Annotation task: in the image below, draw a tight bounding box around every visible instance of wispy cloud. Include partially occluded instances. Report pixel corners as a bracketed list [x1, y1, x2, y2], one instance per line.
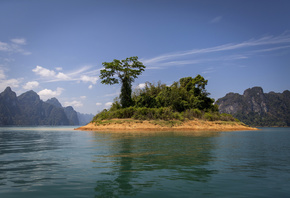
[141, 32, 290, 68]
[11, 38, 27, 45]
[210, 16, 222, 23]
[202, 67, 215, 74]
[32, 65, 100, 88]
[252, 45, 290, 53]
[0, 38, 31, 55]
[0, 69, 5, 79]
[104, 91, 120, 97]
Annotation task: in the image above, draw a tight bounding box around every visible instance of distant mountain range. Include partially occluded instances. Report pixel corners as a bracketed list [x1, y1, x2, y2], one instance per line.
[3, 86, 288, 127]
[0, 87, 94, 126]
[216, 87, 290, 127]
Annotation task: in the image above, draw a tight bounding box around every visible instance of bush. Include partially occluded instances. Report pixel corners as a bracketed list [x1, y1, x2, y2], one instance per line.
[220, 113, 236, 121]
[203, 112, 221, 121]
[92, 107, 240, 123]
[183, 109, 202, 119]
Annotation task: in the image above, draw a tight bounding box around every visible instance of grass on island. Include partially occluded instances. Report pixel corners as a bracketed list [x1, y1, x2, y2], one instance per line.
[92, 107, 246, 128]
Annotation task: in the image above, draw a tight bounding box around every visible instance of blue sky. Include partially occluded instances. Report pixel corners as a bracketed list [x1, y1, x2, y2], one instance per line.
[1, 0, 290, 114]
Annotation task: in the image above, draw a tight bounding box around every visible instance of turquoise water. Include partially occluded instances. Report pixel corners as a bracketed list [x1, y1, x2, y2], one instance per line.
[0, 127, 290, 197]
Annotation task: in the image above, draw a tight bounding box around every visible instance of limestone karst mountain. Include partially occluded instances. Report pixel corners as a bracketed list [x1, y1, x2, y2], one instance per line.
[0, 87, 93, 126]
[217, 87, 290, 127]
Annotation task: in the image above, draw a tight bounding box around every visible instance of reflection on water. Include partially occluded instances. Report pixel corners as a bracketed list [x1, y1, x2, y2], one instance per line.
[1, 128, 290, 197]
[91, 131, 219, 197]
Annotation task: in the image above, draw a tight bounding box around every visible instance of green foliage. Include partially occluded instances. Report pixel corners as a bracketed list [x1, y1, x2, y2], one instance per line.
[183, 109, 202, 119]
[93, 107, 182, 121]
[235, 112, 288, 127]
[93, 106, 237, 123]
[100, 56, 145, 108]
[133, 75, 216, 112]
[110, 97, 122, 111]
[93, 75, 240, 123]
[120, 76, 133, 107]
[217, 88, 290, 127]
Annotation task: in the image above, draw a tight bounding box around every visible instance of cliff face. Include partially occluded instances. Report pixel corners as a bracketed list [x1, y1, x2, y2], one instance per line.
[217, 87, 290, 127]
[46, 97, 93, 125]
[0, 87, 82, 126]
[0, 87, 21, 125]
[64, 106, 79, 125]
[46, 97, 79, 125]
[46, 97, 63, 108]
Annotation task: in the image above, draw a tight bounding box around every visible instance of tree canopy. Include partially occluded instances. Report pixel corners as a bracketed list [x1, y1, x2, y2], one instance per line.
[100, 56, 145, 108]
[132, 75, 217, 112]
[93, 75, 237, 122]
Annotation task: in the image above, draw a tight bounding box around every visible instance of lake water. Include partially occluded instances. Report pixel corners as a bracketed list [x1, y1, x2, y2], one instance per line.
[0, 127, 290, 197]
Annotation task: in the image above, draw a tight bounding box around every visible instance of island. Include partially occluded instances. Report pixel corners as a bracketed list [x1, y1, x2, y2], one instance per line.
[76, 57, 257, 132]
[75, 119, 257, 132]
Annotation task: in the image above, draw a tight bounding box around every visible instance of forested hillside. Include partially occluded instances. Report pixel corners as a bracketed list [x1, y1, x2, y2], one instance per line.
[217, 87, 290, 127]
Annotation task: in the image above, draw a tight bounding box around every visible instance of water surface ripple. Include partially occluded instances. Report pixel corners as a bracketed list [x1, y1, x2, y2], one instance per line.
[0, 127, 289, 197]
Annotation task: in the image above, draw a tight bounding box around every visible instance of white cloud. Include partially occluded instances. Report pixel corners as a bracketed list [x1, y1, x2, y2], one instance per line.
[33, 66, 56, 77]
[23, 81, 39, 90]
[0, 69, 22, 91]
[136, 83, 146, 89]
[38, 87, 64, 100]
[64, 100, 83, 108]
[0, 38, 31, 55]
[0, 78, 21, 91]
[11, 38, 26, 45]
[33, 66, 70, 81]
[96, 102, 102, 106]
[105, 102, 113, 107]
[81, 75, 98, 84]
[56, 72, 70, 80]
[32, 65, 99, 86]
[210, 16, 222, 23]
[80, 96, 87, 99]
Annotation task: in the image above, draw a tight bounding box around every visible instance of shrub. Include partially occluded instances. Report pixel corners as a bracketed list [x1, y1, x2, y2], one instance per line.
[203, 112, 221, 121]
[183, 109, 202, 119]
[220, 113, 236, 121]
[92, 107, 240, 123]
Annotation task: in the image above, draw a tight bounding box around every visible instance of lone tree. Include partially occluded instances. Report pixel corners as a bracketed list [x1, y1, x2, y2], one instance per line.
[100, 56, 146, 108]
